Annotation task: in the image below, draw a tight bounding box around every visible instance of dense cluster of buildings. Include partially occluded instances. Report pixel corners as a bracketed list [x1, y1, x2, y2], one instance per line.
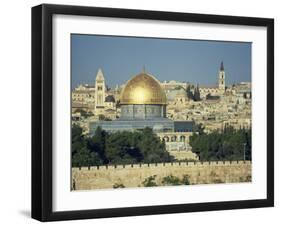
[72, 62, 251, 160]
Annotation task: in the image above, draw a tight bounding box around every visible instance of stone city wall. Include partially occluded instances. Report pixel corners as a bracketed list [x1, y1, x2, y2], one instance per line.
[72, 160, 251, 190]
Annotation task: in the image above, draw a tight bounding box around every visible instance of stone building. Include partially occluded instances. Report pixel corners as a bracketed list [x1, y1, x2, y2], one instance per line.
[94, 68, 106, 114]
[90, 71, 177, 132]
[156, 131, 198, 160]
[89, 71, 194, 133]
[72, 63, 251, 160]
[161, 80, 189, 91]
[89, 70, 196, 160]
[199, 62, 226, 98]
[71, 84, 95, 117]
[72, 68, 121, 121]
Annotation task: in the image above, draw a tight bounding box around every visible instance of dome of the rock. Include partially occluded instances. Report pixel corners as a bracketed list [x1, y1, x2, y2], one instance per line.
[120, 72, 167, 105]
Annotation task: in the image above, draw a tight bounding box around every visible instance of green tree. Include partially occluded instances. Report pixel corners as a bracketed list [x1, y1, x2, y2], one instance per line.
[186, 85, 194, 100]
[105, 131, 142, 164]
[161, 174, 190, 186]
[181, 175, 190, 185]
[87, 126, 107, 163]
[193, 84, 201, 101]
[72, 147, 102, 167]
[72, 125, 174, 166]
[142, 175, 158, 187]
[162, 175, 181, 186]
[137, 127, 173, 163]
[113, 183, 125, 188]
[192, 122, 205, 135]
[72, 124, 87, 164]
[72, 124, 84, 146]
[189, 126, 251, 161]
[72, 125, 104, 167]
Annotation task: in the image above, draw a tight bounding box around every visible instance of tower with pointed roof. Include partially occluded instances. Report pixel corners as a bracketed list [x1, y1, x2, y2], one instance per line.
[218, 61, 225, 92]
[95, 68, 106, 111]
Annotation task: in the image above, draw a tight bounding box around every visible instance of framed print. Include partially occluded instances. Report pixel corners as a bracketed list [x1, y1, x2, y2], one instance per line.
[31, 4, 274, 221]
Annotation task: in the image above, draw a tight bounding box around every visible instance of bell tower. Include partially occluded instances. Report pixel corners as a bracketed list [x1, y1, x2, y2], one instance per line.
[95, 68, 105, 110]
[218, 61, 225, 92]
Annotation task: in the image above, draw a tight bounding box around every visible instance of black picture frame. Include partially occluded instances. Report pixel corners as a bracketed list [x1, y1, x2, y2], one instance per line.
[32, 4, 274, 222]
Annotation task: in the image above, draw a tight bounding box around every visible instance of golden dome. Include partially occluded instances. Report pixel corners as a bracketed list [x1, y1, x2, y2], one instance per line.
[120, 72, 167, 105]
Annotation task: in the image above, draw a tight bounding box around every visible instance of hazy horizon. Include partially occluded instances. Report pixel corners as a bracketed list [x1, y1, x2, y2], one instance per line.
[71, 34, 251, 89]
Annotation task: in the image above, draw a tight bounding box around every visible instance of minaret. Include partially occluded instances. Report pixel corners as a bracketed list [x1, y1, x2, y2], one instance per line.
[218, 61, 225, 92]
[95, 68, 105, 110]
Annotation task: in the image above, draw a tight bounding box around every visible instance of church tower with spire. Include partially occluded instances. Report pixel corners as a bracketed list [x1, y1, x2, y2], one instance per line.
[95, 68, 106, 111]
[218, 61, 225, 92]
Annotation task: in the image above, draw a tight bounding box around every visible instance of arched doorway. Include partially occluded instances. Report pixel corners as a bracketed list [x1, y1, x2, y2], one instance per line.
[180, 136, 186, 142]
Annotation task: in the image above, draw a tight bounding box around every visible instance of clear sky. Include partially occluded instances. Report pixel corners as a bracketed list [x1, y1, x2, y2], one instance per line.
[71, 34, 251, 89]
